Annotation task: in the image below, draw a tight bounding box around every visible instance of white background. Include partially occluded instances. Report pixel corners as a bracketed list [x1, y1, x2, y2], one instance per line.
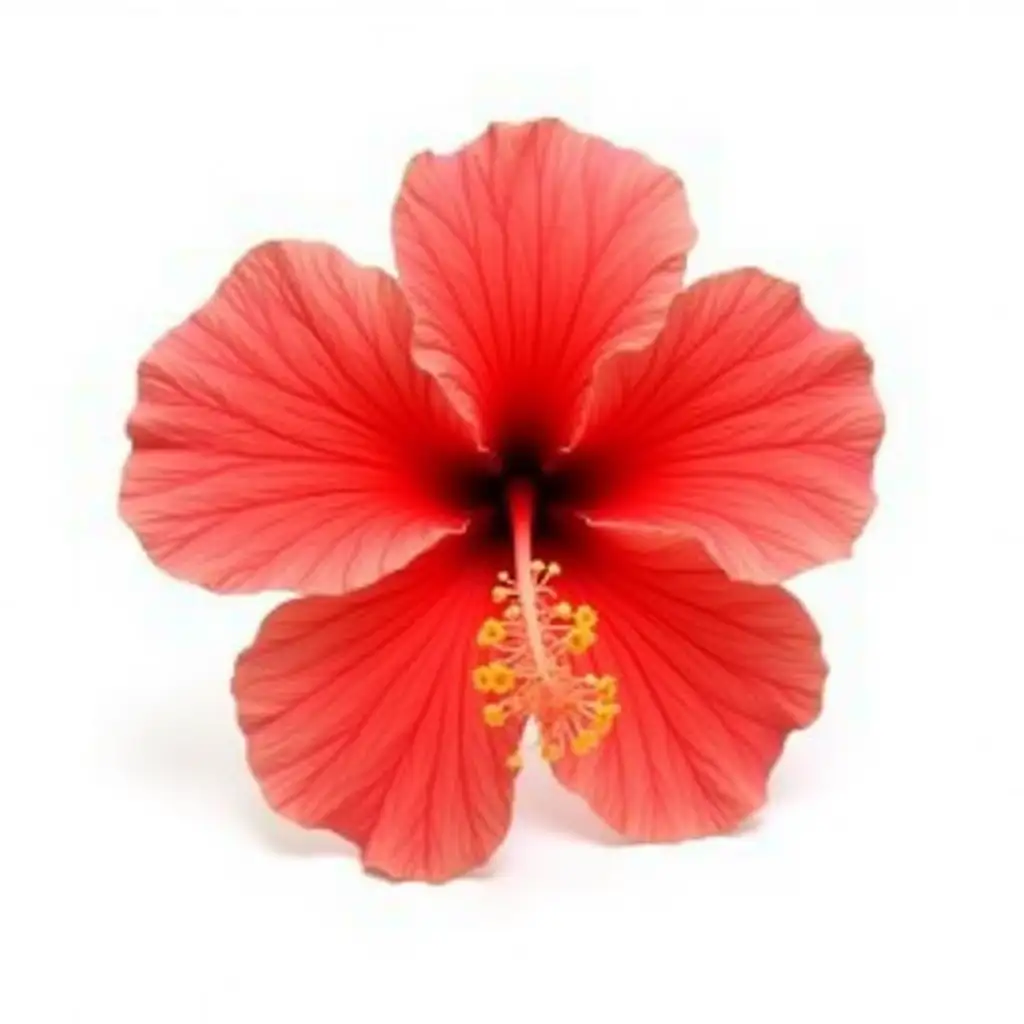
[3, 4, 1022, 1021]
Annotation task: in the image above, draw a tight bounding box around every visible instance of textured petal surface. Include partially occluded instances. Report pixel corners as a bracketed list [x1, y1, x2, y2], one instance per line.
[550, 527, 827, 840]
[393, 118, 695, 453]
[233, 536, 522, 882]
[571, 268, 884, 583]
[121, 241, 477, 595]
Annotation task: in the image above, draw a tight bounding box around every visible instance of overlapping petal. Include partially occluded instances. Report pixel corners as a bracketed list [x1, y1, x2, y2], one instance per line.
[393, 118, 695, 455]
[550, 527, 827, 839]
[120, 241, 477, 595]
[233, 536, 521, 882]
[571, 268, 884, 583]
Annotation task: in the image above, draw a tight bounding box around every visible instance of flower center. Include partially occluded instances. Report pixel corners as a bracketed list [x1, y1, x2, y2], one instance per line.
[472, 484, 620, 769]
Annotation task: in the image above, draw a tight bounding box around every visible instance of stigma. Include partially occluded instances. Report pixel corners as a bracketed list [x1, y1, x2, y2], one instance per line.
[474, 559, 620, 768]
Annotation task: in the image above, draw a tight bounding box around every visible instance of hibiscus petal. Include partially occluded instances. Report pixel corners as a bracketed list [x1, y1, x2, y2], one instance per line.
[233, 536, 522, 882]
[572, 268, 884, 583]
[551, 527, 827, 840]
[393, 118, 695, 454]
[120, 241, 477, 595]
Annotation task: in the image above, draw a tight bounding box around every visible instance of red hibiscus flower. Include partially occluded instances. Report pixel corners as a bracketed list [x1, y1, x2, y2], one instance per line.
[120, 119, 884, 882]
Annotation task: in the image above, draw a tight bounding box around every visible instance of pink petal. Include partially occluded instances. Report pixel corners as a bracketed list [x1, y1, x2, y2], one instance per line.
[120, 241, 478, 595]
[571, 268, 885, 583]
[393, 118, 695, 455]
[233, 536, 522, 882]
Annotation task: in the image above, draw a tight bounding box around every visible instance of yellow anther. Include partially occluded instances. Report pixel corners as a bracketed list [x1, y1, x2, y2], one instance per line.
[489, 662, 516, 694]
[472, 665, 494, 692]
[477, 618, 506, 647]
[574, 604, 598, 629]
[566, 627, 595, 655]
[570, 729, 599, 755]
[473, 562, 616, 759]
[541, 740, 564, 763]
[482, 703, 508, 727]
